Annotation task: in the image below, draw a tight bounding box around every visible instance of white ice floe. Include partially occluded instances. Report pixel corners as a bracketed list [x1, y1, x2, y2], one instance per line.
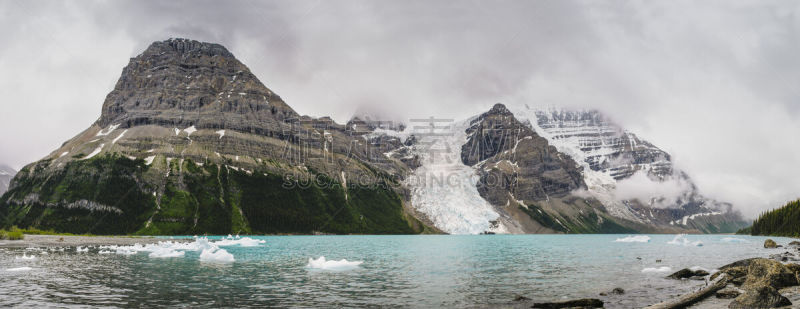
[148, 247, 185, 258]
[721, 237, 748, 243]
[306, 256, 363, 271]
[81, 144, 105, 160]
[98, 250, 113, 254]
[614, 235, 651, 243]
[116, 248, 137, 255]
[642, 266, 672, 273]
[215, 130, 226, 139]
[6, 267, 32, 272]
[76, 246, 88, 253]
[667, 234, 703, 247]
[92, 237, 248, 263]
[199, 248, 234, 263]
[215, 237, 265, 247]
[144, 156, 156, 165]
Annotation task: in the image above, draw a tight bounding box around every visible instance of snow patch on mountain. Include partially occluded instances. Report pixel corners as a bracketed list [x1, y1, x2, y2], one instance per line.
[81, 144, 105, 160]
[96, 124, 120, 137]
[508, 105, 735, 227]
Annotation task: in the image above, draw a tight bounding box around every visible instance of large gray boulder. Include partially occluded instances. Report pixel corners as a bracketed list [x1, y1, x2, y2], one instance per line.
[728, 286, 791, 308]
[764, 239, 778, 248]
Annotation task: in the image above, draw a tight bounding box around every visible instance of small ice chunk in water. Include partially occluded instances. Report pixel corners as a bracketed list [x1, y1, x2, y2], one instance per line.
[306, 256, 363, 271]
[148, 248, 185, 258]
[76, 246, 89, 253]
[614, 235, 650, 243]
[641, 266, 672, 273]
[199, 248, 235, 263]
[6, 267, 32, 272]
[98, 250, 113, 254]
[667, 234, 703, 247]
[215, 237, 265, 247]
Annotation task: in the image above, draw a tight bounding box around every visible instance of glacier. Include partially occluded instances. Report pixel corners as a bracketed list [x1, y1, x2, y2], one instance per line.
[404, 119, 507, 234]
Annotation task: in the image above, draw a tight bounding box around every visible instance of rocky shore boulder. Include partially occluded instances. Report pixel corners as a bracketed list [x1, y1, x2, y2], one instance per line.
[715, 288, 741, 299]
[532, 298, 603, 308]
[768, 251, 797, 262]
[667, 268, 710, 280]
[728, 286, 791, 308]
[740, 259, 798, 290]
[709, 258, 798, 308]
[764, 239, 778, 248]
[653, 258, 800, 308]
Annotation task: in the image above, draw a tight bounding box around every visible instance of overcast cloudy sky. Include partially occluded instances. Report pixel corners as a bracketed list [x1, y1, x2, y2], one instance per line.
[0, 0, 798, 217]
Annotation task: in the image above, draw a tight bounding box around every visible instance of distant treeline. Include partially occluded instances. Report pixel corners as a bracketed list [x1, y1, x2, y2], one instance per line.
[744, 199, 800, 237]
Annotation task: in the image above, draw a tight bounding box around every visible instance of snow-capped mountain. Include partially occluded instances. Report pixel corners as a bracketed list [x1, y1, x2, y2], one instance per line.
[0, 38, 746, 235]
[357, 103, 747, 234]
[0, 164, 15, 196]
[509, 105, 747, 232]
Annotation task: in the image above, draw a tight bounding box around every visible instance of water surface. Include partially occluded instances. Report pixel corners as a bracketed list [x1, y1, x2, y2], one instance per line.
[0, 234, 792, 308]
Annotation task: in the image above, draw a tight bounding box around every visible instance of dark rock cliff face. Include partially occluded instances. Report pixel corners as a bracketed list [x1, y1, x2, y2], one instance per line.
[461, 103, 584, 204]
[99, 38, 297, 135]
[454, 104, 640, 233]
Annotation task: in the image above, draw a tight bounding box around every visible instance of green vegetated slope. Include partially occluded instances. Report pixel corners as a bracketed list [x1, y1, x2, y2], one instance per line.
[0, 155, 422, 235]
[518, 204, 637, 234]
[745, 199, 800, 237]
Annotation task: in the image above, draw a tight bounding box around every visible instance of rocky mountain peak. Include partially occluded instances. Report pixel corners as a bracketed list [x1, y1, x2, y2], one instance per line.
[487, 103, 512, 116]
[142, 38, 234, 59]
[98, 38, 298, 134]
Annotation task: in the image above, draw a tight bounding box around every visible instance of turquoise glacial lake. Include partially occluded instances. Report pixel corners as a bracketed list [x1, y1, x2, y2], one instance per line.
[0, 234, 794, 308]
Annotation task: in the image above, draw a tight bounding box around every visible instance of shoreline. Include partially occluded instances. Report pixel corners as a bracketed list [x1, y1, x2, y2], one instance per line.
[507, 237, 800, 308]
[0, 234, 190, 247]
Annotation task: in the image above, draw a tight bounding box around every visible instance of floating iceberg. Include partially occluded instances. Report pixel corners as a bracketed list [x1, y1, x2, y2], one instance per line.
[89, 237, 249, 263]
[215, 237, 265, 247]
[667, 234, 703, 247]
[306, 256, 363, 271]
[199, 248, 234, 263]
[642, 266, 672, 273]
[147, 247, 184, 258]
[614, 235, 651, 243]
